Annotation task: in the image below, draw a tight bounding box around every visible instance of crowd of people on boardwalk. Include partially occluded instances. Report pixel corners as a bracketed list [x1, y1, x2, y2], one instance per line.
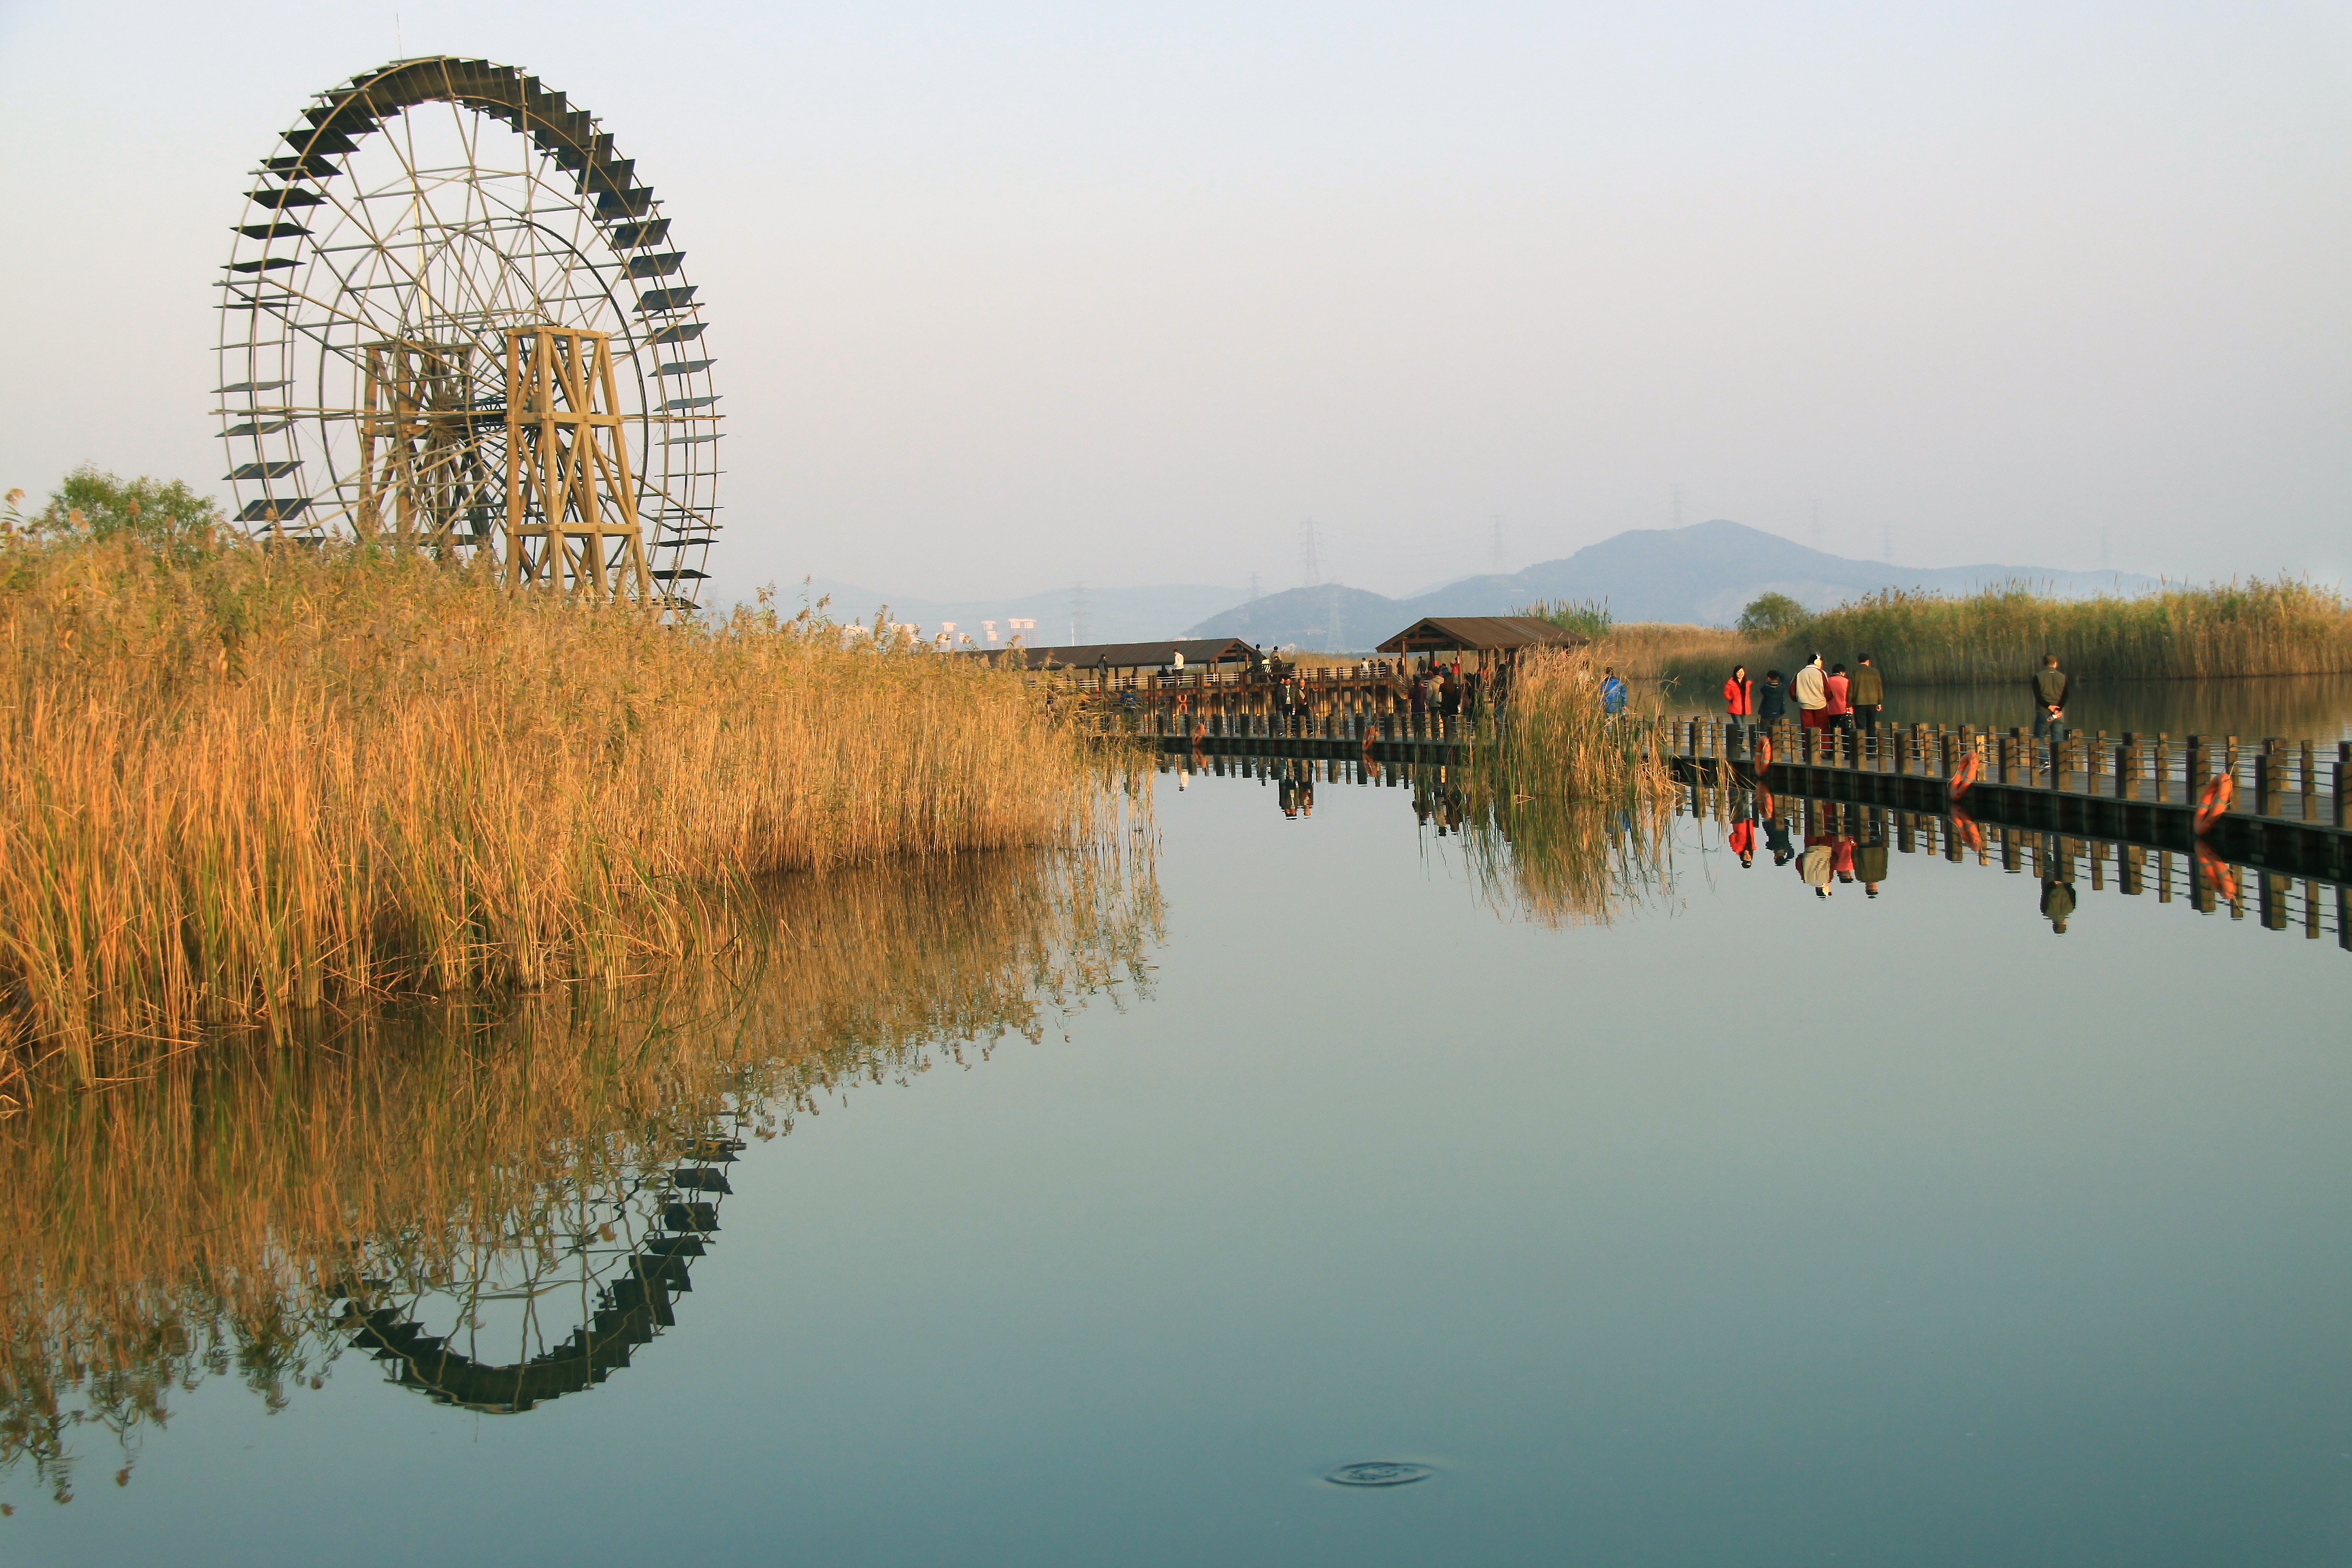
[1718, 651, 1888, 741]
[1716, 649, 2072, 745]
[1711, 647, 2085, 931]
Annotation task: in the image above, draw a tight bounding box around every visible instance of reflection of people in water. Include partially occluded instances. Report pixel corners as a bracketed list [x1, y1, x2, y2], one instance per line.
[1277, 764, 1316, 821]
[1856, 813, 1888, 898]
[1728, 799, 1756, 868]
[2040, 837, 2076, 932]
[1799, 829, 1835, 897]
[1760, 792, 1795, 867]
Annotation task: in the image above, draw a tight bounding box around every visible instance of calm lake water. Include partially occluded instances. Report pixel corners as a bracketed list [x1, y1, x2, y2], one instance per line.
[7, 729, 2351, 1565]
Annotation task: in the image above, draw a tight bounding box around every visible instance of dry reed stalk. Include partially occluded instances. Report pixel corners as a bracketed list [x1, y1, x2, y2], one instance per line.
[0, 535, 1139, 1078]
[0, 840, 1161, 1502]
[1589, 622, 1756, 683]
[1473, 647, 1675, 801]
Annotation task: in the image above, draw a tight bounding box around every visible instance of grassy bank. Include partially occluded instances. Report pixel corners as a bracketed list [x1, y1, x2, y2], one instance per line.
[0, 531, 1131, 1080]
[0, 844, 1159, 1501]
[1563, 579, 2352, 697]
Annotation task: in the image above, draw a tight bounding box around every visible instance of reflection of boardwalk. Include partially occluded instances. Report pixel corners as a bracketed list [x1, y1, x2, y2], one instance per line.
[1134, 708, 2350, 886]
[1160, 741, 2347, 949]
[340, 1141, 741, 1414]
[1702, 789, 2347, 949]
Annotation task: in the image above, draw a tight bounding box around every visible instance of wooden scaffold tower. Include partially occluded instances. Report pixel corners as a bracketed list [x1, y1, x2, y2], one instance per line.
[504, 325, 653, 606]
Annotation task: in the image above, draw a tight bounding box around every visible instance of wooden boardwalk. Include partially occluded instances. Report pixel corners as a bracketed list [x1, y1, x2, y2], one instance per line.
[1124, 706, 2352, 886]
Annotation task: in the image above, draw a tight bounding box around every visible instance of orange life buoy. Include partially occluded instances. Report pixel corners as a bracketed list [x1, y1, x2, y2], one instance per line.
[2193, 772, 2234, 836]
[1948, 751, 1983, 800]
[1754, 734, 1774, 770]
[2193, 839, 2238, 902]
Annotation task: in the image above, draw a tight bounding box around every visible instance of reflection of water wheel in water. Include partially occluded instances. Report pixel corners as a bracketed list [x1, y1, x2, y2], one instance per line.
[216, 58, 719, 610]
[337, 1134, 742, 1413]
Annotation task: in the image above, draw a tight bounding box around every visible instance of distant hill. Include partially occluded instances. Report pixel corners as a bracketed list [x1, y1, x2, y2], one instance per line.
[1185, 521, 2160, 649]
[1175, 585, 1401, 653]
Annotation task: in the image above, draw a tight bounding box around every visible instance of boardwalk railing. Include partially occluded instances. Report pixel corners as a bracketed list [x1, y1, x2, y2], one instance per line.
[1100, 693, 2349, 824]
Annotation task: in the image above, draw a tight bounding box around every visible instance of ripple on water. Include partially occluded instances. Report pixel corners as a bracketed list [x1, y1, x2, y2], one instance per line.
[1324, 1462, 1435, 1488]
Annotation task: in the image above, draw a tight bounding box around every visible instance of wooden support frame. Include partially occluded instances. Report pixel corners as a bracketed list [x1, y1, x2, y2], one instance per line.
[503, 325, 654, 608]
[357, 339, 500, 548]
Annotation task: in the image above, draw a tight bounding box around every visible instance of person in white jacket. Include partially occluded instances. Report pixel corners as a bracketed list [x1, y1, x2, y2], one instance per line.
[1791, 654, 1829, 733]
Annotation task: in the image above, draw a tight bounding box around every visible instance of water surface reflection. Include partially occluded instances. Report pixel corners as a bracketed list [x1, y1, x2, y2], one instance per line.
[0, 843, 1160, 1503]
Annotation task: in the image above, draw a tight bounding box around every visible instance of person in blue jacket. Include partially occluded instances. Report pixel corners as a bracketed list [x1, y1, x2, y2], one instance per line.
[1599, 668, 1628, 715]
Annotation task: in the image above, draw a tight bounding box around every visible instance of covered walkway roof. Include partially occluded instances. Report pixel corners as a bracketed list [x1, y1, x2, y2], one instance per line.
[1375, 616, 1588, 655]
[978, 637, 1259, 671]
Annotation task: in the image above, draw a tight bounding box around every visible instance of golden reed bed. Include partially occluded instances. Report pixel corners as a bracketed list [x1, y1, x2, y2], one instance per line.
[1575, 579, 2352, 696]
[0, 532, 1137, 1085]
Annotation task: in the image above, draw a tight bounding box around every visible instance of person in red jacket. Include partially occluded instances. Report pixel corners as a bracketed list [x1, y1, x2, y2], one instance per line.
[1722, 665, 1754, 719]
[1825, 662, 1854, 736]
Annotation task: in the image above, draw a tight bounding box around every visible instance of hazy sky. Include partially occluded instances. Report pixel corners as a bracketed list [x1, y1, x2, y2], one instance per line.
[2, 1, 2345, 602]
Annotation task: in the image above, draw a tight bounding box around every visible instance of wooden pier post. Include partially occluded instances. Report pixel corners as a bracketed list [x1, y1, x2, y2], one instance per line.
[2261, 870, 2288, 931]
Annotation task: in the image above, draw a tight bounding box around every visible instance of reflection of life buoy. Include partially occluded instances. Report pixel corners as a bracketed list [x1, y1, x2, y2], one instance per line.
[1950, 808, 1984, 855]
[1948, 751, 1982, 800]
[2193, 773, 2234, 836]
[2193, 839, 2238, 901]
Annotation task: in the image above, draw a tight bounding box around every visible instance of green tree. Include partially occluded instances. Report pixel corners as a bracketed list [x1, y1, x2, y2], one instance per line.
[1736, 591, 1810, 638]
[31, 465, 225, 543]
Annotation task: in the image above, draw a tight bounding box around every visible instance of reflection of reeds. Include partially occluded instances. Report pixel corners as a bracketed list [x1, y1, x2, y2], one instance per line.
[0, 839, 1161, 1504]
[0, 537, 1136, 1083]
[1458, 789, 1676, 928]
[1442, 648, 1677, 926]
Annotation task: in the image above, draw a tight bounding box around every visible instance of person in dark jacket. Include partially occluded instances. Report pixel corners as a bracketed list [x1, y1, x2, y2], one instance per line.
[1850, 654, 1885, 743]
[2032, 653, 2069, 742]
[1757, 670, 1788, 726]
